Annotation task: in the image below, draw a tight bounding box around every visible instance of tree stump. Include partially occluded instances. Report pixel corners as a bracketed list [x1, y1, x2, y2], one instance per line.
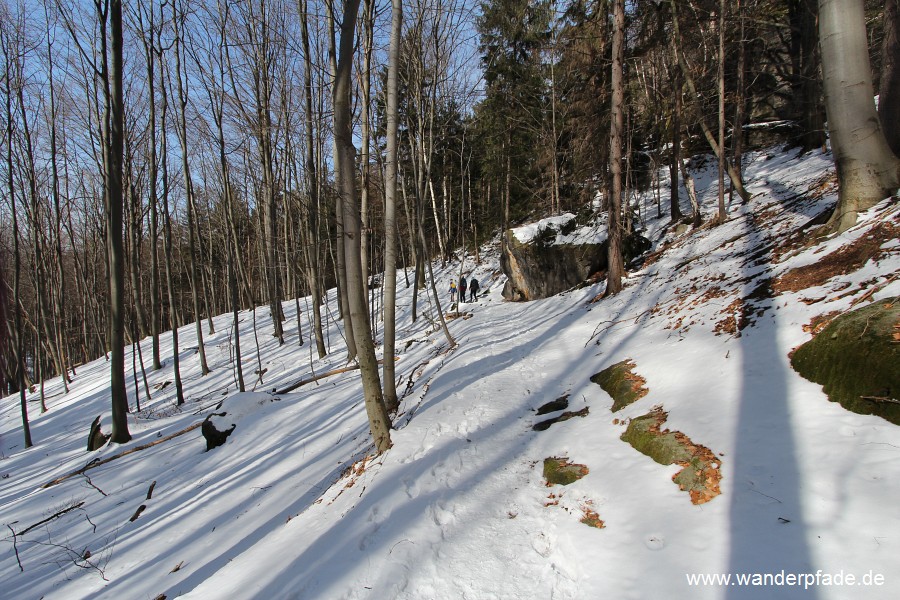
[87, 416, 110, 451]
[201, 413, 236, 451]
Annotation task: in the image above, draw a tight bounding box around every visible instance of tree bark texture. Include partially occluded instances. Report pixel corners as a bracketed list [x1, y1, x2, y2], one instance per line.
[607, 0, 626, 296]
[819, 0, 899, 233]
[334, 0, 392, 453]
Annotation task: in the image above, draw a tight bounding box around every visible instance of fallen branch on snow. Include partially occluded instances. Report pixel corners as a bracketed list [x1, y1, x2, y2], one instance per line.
[42, 423, 202, 489]
[274, 358, 395, 395]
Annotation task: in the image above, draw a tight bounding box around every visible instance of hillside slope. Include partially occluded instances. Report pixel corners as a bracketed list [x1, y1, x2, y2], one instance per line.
[2, 147, 898, 599]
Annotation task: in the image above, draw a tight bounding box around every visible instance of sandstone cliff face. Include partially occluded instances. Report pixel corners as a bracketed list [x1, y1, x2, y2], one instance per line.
[500, 218, 649, 301]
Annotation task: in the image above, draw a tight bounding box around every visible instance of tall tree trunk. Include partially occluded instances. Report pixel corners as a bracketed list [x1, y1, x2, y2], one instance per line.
[105, 0, 131, 444]
[299, 0, 327, 359]
[669, 68, 683, 222]
[382, 0, 402, 412]
[159, 56, 185, 406]
[716, 0, 726, 223]
[359, 0, 374, 321]
[670, 0, 751, 204]
[327, 1, 357, 361]
[138, 0, 163, 370]
[4, 36, 33, 447]
[172, 3, 211, 375]
[819, 0, 900, 233]
[45, 15, 72, 389]
[334, 0, 392, 453]
[606, 0, 626, 297]
[733, 0, 747, 202]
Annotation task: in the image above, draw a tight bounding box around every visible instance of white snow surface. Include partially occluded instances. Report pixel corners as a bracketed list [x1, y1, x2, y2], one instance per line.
[510, 212, 607, 246]
[2, 146, 899, 600]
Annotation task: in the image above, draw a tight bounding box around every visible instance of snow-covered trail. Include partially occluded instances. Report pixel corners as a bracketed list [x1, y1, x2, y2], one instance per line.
[2, 146, 898, 600]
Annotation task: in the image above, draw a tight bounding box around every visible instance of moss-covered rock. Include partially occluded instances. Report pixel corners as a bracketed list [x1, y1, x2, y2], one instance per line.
[543, 457, 589, 486]
[790, 298, 900, 425]
[620, 407, 722, 504]
[620, 409, 692, 465]
[591, 359, 649, 412]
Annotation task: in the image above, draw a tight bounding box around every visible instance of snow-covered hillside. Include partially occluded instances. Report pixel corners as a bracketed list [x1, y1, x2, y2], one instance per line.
[2, 146, 898, 599]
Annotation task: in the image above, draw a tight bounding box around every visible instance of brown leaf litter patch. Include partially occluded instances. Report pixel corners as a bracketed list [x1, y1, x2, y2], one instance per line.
[580, 502, 606, 529]
[773, 221, 899, 294]
[803, 311, 842, 335]
[620, 407, 722, 505]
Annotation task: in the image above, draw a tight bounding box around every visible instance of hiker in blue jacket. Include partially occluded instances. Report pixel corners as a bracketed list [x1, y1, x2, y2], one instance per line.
[458, 276, 468, 303]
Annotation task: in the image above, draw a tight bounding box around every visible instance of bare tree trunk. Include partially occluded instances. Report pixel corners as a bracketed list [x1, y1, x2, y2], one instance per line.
[3, 31, 33, 447]
[359, 0, 374, 321]
[327, 1, 357, 361]
[172, 2, 210, 375]
[159, 55, 185, 406]
[334, 0, 392, 453]
[138, 1, 163, 371]
[44, 13, 72, 389]
[104, 0, 131, 444]
[382, 0, 403, 411]
[670, 0, 751, 204]
[669, 68, 683, 222]
[819, 0, 900, 233]
[733, 0, 747, 203]
[679, 155, 702, 226]
[299, 0, 327, 359]
[606, 0, 626, 297]
[716, 0, 726, 223]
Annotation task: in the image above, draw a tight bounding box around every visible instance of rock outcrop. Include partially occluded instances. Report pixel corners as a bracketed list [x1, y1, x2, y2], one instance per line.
[500, 218, 650, 301]
[791, 298, 899, 424]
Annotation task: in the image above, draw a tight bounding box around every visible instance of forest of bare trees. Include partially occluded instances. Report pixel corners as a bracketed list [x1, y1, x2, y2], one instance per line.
[1, 0, 896, 451]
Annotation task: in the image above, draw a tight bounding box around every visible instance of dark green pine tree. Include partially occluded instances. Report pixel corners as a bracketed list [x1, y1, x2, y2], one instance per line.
[476, 0, 552, 228]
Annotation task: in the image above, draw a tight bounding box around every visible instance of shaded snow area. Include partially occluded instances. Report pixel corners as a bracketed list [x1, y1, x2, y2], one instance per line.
[2, 146, 899, 599]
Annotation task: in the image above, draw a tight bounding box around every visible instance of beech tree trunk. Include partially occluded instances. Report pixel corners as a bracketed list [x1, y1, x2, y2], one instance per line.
[3, 31, 33, 447]
[382, 0, 403, 411]
[300, 0, 327, 359]
[172, 3, 211, 375]
[819, 0, 900, 233]
[104, 0, 131, 444]
[334, 0, 392, 453]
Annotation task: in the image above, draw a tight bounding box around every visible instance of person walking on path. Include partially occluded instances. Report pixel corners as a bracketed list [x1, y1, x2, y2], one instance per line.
[469, 277, 480, 302]
[458, 276, 468, 303]
[449, 280, 457, 304]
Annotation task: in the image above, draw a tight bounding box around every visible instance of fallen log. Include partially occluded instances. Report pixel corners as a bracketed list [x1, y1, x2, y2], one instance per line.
[42, 422, 202, 489]
[275, 358, 395, 394]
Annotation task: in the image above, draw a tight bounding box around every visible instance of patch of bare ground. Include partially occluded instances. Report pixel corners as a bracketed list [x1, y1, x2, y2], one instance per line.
[580, 502, 605, 529]
[803, 311, 842, 335]
[773, 221, 899, 294]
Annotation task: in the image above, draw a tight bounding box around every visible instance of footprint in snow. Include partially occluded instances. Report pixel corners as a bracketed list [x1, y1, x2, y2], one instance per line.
[644, 534, 666, 551]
